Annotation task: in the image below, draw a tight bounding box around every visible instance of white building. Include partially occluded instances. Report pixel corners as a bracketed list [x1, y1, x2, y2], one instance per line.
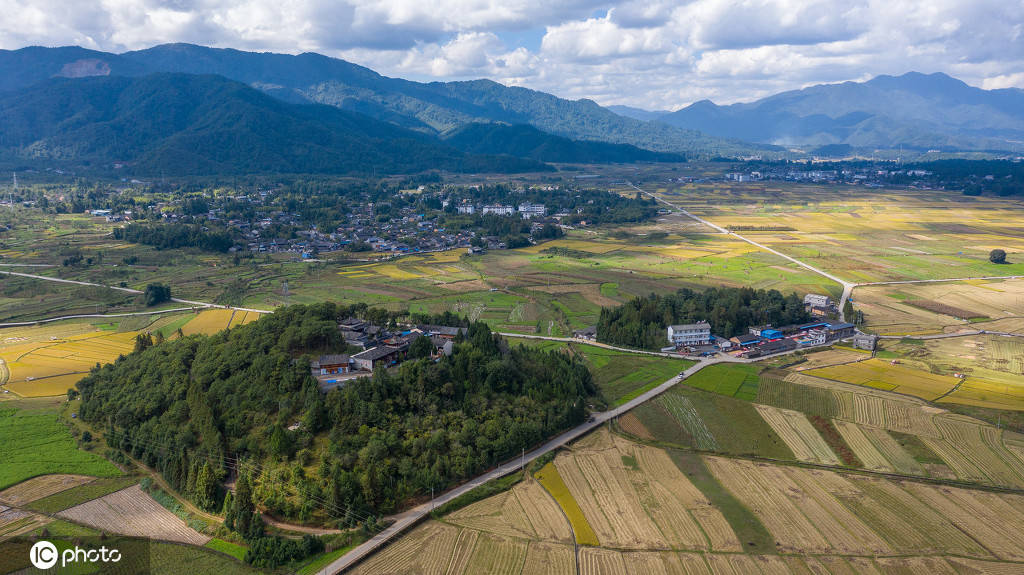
[667, 321, 712, 346]
[456, 205, 475, 215]
[799, 329, 827, 346]
[518, 203, 546, 218]
[803, 293, 832, 308]
[482, 205, 515, 216]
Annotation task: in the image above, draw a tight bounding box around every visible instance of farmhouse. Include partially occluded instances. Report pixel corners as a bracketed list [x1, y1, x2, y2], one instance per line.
[797, 329, 827, 346]
[853, 333, 878, 351]
[310, 354, 354, 375]
[667, 321, 712, 346]
[352, 346, 402, 371]
[417, 325, 468, 339]
[804, 293, 832, 308]
[731, 333, 761, 347]
[573, 326, 597, 341]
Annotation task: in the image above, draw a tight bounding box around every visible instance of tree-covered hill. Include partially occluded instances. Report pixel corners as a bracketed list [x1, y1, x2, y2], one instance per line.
[78, 304, 595, 522]
[0, 43, 769, 157]
[0, 73, 546, 175]
[598, 287, 810, 350]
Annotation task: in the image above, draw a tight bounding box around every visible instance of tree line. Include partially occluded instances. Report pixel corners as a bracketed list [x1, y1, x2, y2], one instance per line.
[597, 287, 810, 350]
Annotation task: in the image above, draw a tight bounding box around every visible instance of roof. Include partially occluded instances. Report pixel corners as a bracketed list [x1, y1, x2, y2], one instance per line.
[669, 321, 711, 331]
[417, 325, 467, 337]
[733, 334, 761, 343]
[352, 346, 400, 361]
[826, 322, 856, 330]
[315, 354, 351, 366]
[573, 326, 597, 335]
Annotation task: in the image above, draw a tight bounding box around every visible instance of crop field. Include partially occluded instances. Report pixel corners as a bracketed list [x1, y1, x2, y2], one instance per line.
[637, 386, 795, 460]
[446, 479, 571, 542]
[854, 279, 1024, 335]
[180, 308, 235, 335]
[681, 363, 761, 400]
[0, 505, 49, 541]
[534, 462, 598, 546]
[547, 430, 740, 552]
[792, 347, 870, 371]
[754, 405, 840, 465]
[653, 183, 1024, 283]
[804, 358, 960, 401]
[58, 485, 210, 545]
[0, 474, 93, 506]
[0, 400, 121, 489]
[832, 420, 897, 472]
[566, 343, 689, 406]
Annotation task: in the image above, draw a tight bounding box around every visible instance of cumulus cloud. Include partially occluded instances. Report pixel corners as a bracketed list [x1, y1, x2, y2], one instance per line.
[0, 0, 1021, 109]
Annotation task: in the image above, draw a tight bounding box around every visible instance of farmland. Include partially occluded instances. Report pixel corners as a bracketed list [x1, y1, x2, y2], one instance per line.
[0, 398, 121, 490]
[58, 484, 210, 545]
[804, 357, 961, 401]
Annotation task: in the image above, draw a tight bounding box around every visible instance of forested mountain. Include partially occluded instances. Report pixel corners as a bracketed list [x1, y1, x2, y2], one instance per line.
[442, 123, 685, 163]
[0, 43, 763, 157]
[0, 73, 545, 175]
[606, 105, 672, 122]
[657, 72, 1024, 152]
[598, 288, 810, 350]
[78, 304, 595, 521]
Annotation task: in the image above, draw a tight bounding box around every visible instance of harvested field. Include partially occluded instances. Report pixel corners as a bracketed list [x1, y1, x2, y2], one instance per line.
[58, 485, 209, 545]
[906, 299, 987, 319]
[0, 505, 49, 540]
[447, 490, 534, 539]
[833, 421, 895, 472]
[0, 474, 93, 506]
[521, 541, 573, 575]
[617, 412, 654, 440]
[462, 532, 528, 575]
[579, 547, 626, 575]
[917, 416, 1024, 488]
[860, 426, 925, 475]
[513, 480, 573, 543]
[350, 522, 460, 575]
[755, 405, 840, 465]
[793, 348, 870, 371]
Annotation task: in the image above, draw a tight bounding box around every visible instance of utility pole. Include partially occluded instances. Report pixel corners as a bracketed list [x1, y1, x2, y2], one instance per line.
[9, 172, 15, 213]
[521, 447, 525, 472]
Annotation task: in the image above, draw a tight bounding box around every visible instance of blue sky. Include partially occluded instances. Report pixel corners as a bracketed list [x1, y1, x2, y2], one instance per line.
[1, 0, 1022, 110]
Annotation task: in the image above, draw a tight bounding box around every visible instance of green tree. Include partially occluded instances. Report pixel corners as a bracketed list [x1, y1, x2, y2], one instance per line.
[990, 249, 1008, 264]
[408, 334, 433, 359]
[144, 283, 172, 306]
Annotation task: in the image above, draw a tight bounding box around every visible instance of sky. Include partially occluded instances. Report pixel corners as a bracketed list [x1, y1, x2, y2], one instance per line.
[1, 0, 1022, 110]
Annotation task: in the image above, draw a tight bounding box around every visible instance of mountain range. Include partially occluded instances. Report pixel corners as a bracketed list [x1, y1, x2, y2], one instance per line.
[0, 44, 757, 162]
[654, 72, 1024, 153]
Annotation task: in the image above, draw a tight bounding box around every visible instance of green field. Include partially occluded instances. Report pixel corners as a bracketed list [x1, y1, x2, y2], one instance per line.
[575, 344, 692, 405]
[205, 538, 249, 562]
[0, 398, 121, 489]
[27, 476, 140, 513]
[682, 363, 762, 400]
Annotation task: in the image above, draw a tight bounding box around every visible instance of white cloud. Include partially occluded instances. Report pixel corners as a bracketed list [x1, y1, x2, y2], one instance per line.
[0, 0, 1021, 109]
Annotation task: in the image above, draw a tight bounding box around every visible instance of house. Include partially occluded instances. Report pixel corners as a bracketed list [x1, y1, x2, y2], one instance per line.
[853, 333, 878, 351]
[825, 322, 856, 340]
[417, 325, 468, 339]
[797, 329, 827, 346]
[518, 203, 546, 218]
[573, 326, 597, 341]
[809, 305, 831, 318]
[352, 346, 402, 371]
[668, 321, 712, 346]
[311, 354, 354, 375]
[482, 205, 515, 216]
[714, 337, 733, 350]
[457, 205, 476, 214]
[730, 333, 761, 347]
[804, 294, 833, 309]
[760, 329, 783, 340]
[759, 338, 798, 355]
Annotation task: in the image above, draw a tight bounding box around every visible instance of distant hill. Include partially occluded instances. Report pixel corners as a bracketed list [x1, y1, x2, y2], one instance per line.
[442, 123, 685, 163]
[657, 72, 1024, 152]
[0, 44, 767, 157]
[0, 74, 546, 175]
[606, 105, 672, 122]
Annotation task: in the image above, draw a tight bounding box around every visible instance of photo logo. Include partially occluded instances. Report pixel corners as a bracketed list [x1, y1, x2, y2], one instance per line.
[28, 540, 122, 570]
[29, 540, 58, 569]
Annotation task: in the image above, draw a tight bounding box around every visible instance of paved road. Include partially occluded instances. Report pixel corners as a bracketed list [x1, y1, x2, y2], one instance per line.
[858, 275, 1024, 286]
[626, 183, 855, 322]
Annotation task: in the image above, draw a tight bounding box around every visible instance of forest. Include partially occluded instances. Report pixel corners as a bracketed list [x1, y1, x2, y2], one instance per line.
[77, 303, 595, 527]
[597, 287, 810, 350]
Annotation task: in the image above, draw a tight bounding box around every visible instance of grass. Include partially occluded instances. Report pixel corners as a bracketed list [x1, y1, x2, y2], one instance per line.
[27, 475, 139, 513]
[33, 519, 100, 538]
[638, 386, 796, 460]
[295, 544, 359, 575]
[150, 541, 261, 575]
[431, 472, 523, 518]
[682, 363, 762, 400]
[0, 399, 121, 489]
[205, 538, 248, 562]
[668, 450, 776, 554]
[576, 344, 690, 406]
[534, 462, 599, 546]
[889, 431, 946, 465]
